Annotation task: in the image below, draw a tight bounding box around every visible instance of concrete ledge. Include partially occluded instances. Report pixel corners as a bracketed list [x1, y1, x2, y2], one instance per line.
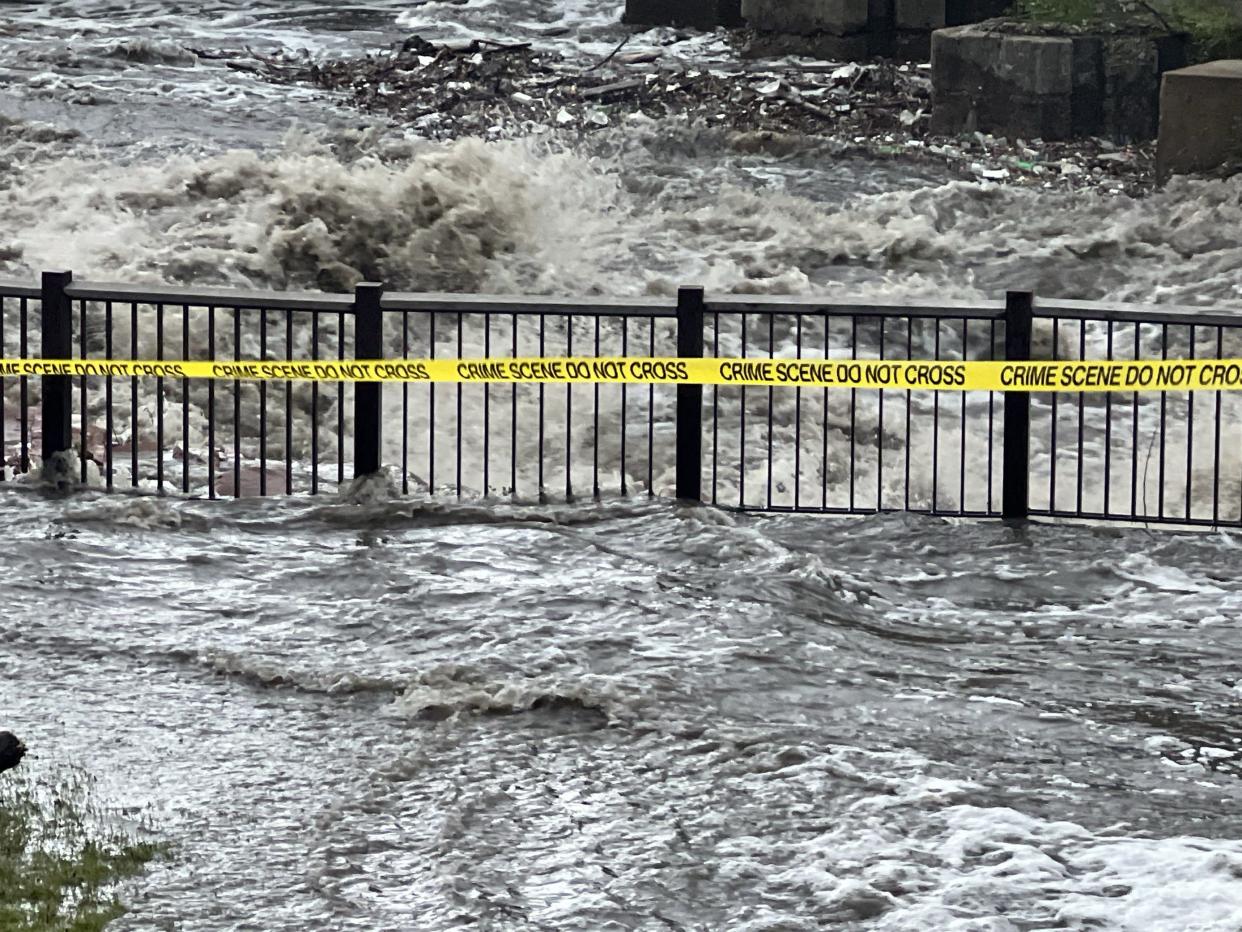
[743, 29, 871, 60]
[741, 0, 869, 37]
[932, 21, 1185, 141]
[945, 0, 1013, 26]
[1157, 60, 1242, 181]
[896, 0, 946, 31]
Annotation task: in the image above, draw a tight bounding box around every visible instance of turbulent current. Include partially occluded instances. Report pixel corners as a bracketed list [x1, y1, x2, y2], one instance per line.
[4, 491, 1242, 931]
[0, 2, 1241, 931]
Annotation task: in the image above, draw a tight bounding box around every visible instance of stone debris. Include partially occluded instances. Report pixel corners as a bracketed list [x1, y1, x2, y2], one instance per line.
[242, 35, 1157, 195]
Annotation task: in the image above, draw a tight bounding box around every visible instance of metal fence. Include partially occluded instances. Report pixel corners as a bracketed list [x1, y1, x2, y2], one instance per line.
[3, 270, 1241, 528]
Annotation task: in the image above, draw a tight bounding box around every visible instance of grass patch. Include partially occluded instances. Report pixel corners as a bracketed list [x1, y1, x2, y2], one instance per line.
[0, 765, 162, 932]
[1017, 0, 1242, 59]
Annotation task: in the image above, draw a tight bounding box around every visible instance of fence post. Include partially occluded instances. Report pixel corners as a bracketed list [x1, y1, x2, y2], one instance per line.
[353, 282, 384, 478]
[676, 286, 705, 503]
[1003, 290, 1033, 522]
[40, 270, 73, 467]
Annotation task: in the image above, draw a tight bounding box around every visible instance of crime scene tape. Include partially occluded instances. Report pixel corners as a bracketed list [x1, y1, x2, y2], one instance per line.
[5, 357, 1242, 392]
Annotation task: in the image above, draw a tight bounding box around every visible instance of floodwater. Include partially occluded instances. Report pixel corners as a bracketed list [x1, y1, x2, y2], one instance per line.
[4, 489, 1242, 930]
[0, 2, 1241, 931]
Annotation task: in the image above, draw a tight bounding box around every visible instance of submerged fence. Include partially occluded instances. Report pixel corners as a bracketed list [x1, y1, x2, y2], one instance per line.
[3, 270, 1242, 528]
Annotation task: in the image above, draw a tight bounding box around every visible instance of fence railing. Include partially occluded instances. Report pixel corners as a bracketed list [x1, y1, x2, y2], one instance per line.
[3, 270, 1241, 529]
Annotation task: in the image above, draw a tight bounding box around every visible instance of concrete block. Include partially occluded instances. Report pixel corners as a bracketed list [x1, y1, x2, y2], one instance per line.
[1070, 36, 1104, 137]
[896, 0, 945, 31]
[932, 24, 1092, 140]
[741, 0, 869, 36]
[945, 0, 1013, 27]
[1156, 60, 1242, 181]
[893, 29, 933, 61]
[933, 25, 1184, 141]
[995, 35, 1073, 95]
[744, 30, 871, 60]
[932, 25, 1074, 96]
[934, 90, 1072, 138]
[869, 0, 896, 31]
[1102, 36, 1160, 141]
[624, 0, 744, 29]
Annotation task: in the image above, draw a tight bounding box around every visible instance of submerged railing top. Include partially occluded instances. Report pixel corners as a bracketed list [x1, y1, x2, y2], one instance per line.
[0, 279, 39, 299]
[3, 272, 1239, 324]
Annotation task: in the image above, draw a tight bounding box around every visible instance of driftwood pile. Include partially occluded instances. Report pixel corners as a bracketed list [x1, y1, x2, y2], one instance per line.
[238, 35, 1155, 194]
[250, 35, 929, 139]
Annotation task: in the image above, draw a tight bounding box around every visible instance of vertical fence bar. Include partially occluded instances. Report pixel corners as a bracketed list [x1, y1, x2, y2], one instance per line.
[78, 297, 87, 483]
[564, 315, 572, 502]
[353, 282, 384, 478]
[105, 302, 114, 491]
[621, 316, 629, 498]
[647, 319, 654, 498]
[40, 270, 73, 469]
[1003, 291, 1033, 522]
[676, 286, 705, 503]
[183, 305, 191, 494]
[401, 311, 409, 494]
[258, 307, 267, 496]
[930, 319, 940, 513]
[766, 314, 775, 509]
[850, 315, 859, 512]
[485, 314, 492, 496]
[157, 304, 166, 493]
[20, 298, 30, 474]
[511, 313, 518, 497]
[1, 298, 6, 480]
[208, 306, 216, 499]
[131, 303, 139, 488]
[456, 312, 463, 499]
[284, 311, 293, 495]
[987, 318, 996, 513]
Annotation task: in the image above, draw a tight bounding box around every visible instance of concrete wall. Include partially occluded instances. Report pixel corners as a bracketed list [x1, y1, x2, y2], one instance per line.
[622, 0, 743, 29]
[741, 0, 869, 35]
[1157, 60, 1242, 181]
[932, 23, 1187, 141]
[625, 0, 1013, 61]
[746, 0, 1013, 61]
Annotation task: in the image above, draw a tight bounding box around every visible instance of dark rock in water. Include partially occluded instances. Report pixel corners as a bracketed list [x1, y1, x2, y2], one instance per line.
[401, 34, 439, 57]
[0, 731, 27, 774]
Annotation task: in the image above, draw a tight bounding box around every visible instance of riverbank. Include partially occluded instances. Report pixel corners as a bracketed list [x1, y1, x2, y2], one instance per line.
[0, 764, 160, 931]
[245, 34, 1159, 196]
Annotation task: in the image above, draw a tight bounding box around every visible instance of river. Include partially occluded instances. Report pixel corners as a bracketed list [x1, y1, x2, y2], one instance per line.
[0, 2, 1240, 930]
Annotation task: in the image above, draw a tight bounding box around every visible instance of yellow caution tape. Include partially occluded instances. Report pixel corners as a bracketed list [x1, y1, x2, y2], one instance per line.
[4, 358, 1242, 392]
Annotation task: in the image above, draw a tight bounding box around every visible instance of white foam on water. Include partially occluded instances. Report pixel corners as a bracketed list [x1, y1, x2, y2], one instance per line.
[2, 125, 1241, 306]
[856, 806, 1242, 932]
[1115, 553, 1226, 594]
[1, 129, 1239, 514]
[0, 133, 622, 292]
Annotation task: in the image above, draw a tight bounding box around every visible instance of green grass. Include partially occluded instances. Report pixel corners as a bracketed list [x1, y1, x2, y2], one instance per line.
[0, 765, 162, 932]
[1172, 0, 1242, 57]
[1019, 0, 1102, 24]
[1017, 0, 1242, 59]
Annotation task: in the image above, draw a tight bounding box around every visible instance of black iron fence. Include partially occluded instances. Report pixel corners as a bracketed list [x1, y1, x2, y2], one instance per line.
[3, 270, 1241, 529]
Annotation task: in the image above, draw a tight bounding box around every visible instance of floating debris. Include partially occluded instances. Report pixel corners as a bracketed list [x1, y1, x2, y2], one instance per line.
[240, 35, 1157, 195]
